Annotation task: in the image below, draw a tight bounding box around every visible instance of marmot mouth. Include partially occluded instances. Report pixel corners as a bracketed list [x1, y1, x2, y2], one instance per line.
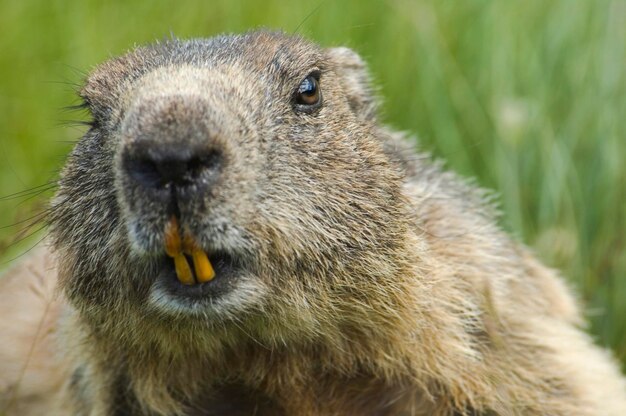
[155, 251, 241, 300]
[164, 216, 215, 285]
[154, 215, 243, 300]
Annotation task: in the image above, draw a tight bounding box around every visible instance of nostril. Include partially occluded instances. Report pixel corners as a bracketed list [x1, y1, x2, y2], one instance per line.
[125, 157, 163, 189]
[188, 151, 222, 179]
[123, 149, 223, 189]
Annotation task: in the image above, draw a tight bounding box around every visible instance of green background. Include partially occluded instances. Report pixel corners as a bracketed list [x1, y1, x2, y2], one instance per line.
[0, 0, 624, 368]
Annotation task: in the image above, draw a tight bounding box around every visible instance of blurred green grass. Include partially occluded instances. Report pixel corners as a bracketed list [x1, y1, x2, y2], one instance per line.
[0, 0, 624, 368]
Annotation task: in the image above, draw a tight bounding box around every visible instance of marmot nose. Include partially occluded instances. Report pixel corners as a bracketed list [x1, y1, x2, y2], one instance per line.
[122, 146, 223, 190]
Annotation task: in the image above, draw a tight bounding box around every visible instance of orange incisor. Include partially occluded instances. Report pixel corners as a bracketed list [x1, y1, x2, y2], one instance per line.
[164, 216, 215, 285]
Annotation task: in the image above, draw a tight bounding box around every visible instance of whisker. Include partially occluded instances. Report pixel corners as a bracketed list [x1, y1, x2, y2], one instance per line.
[55, 119, 92, 128]
[11, 220, 48, 243]
[0, 231, 50, 265]
[44, 79, 83, 89]
[16, 189, 56, 207]
[0, 211, 49, 230]
[62, 102, 88, 112]
[62, 64, 89, 80]
[348, 23, 376, 30]
[292, 0, 327, 34]
[0, 183, 57, 201]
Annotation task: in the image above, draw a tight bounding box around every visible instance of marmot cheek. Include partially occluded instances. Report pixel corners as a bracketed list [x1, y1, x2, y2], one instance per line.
[164, 216, 215, 285]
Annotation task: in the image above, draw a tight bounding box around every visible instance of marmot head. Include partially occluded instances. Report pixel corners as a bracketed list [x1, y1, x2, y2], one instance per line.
[50, 31, 412, 350]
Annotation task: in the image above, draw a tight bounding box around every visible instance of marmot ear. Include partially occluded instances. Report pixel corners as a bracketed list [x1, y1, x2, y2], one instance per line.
[80, 48, 157, 127]
[80, 54, 135, 126]
[326, 47, 378, 121]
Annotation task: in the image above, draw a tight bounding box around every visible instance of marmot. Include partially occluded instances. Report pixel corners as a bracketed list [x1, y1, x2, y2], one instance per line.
[1, 31, 625, 416]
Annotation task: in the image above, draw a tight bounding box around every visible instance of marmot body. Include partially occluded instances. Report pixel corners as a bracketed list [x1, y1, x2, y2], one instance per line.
[1, 31, 625, 415]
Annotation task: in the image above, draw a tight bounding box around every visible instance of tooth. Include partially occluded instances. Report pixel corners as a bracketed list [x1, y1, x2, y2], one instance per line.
[164, 216, 182, 258]
[193, 250, 215, 283]
[174, 254, 196, 285]
[164, 217, 196, 285]
[164, 216, 215, 285]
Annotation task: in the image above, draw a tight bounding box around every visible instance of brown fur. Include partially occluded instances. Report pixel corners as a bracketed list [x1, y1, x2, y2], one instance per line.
[1, 31, 625, 415]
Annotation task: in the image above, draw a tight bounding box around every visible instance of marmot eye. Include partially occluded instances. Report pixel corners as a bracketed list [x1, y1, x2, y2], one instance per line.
[296, 75, 321, 106]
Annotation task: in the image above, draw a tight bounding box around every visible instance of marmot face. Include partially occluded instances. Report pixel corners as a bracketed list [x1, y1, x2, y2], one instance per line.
[50, 32, 408, 340]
